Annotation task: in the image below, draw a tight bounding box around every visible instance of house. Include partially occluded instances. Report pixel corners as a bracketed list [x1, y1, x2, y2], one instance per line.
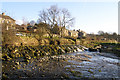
[59, 27, 69, 37]
[15, 24, 23, 31]
[101, 38, 107, 41]
[21, 24, 27, 31]
[67, 29, 86, 38]
[68, 30, 78, 37]
[77, 29, 87, 38]
[27, 26, 37, 32]
[15, 24, 28, 32]
[0, 13, 16, 30]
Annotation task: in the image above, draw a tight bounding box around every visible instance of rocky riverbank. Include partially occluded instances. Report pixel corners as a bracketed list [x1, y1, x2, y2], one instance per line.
[2, 45, 83, 61]
[2, 44, 120, 79]
[2, 45, 91, 79]
[2, 50, 92, 79]
[100, 43, 120, 57]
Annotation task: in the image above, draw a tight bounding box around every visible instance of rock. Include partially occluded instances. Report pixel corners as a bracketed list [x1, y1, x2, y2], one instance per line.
[26, 59, 29, 63]
[15, 62, 19, 65]
[88, 48, 98, 52]
[2, 73, 8, 79]
[41, 74, 45, 77]
[13, 67, 16, 70]
[45, 52, 50, 56]
[15, 53, 21, 58]
[58, 49, 65, 54]
[61, 76, 64, 78]
[58, 46, 65, 53]
[39, 60, 43, 63]
[14, 49, 18, 53]
[32, 67, 35, 70]
[2, 58, 6, 61]
[88, 69, 94, 74]
[2, 54, 11, 61]
[17, 65, 21, 69]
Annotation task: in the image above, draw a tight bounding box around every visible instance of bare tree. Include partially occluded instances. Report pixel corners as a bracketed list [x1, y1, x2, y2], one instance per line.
[98, 31, 104, 35]
[30, 20, 35, 26]
[60, 8, 74, 28]
[38, 5, 75, 37]
[22, 17, 28, 25]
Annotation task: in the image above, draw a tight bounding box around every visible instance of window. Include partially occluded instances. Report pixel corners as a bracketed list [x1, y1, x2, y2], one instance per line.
[2, 20, 4, 23]
[7, 21, 9, 23]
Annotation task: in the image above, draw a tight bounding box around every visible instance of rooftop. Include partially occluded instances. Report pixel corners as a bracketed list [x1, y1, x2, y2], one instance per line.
[0, 13, 15, 21]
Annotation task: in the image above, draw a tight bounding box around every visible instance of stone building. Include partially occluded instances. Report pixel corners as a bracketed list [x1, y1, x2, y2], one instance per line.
[68, 29, 86, 38]
[59, 27, 69, 37]
[0, 13, 16, 30]
[77, 29, 87, 38]
[15, 24, 28, 32]
[68, 30, 78, 38]
[27, 26, 37, 32]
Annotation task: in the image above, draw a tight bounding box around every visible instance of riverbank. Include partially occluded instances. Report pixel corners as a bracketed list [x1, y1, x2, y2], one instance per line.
[2, 50, 120, 79]
[2, 49, 92, 79]
[2, 45, 83, 61]
[80, 42, 120, 57]
[2, 43, 120, 79]
[2, 45, 83, 79]
[100, 43, 120, 57]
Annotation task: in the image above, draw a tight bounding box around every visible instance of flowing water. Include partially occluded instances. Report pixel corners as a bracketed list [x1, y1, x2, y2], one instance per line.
[65, 51, 120, 79]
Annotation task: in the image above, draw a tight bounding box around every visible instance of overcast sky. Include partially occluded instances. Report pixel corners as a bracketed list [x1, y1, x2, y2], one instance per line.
[1, 1, 118, 34]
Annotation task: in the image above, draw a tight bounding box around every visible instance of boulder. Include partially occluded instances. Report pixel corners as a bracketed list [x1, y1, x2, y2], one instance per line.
[15, 62, 19, 65]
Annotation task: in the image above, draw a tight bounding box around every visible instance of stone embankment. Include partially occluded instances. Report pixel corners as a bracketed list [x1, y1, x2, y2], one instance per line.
[2, 45, 83, 61]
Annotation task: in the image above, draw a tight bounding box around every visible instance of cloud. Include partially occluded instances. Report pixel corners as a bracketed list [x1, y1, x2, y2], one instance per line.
[15, 20, 23, 25]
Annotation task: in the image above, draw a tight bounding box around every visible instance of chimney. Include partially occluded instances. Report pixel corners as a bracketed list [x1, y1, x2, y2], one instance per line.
[2, 13, 5, 16]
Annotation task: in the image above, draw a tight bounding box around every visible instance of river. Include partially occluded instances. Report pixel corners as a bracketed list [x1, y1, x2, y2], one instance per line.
[2, 50, 120, 79]
[65, 51, 120, 79]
